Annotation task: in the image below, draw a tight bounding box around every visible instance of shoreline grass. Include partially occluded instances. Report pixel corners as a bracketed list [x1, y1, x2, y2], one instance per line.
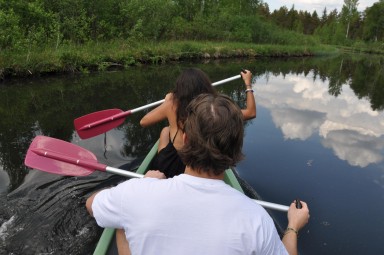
[1, 40, 340, 80]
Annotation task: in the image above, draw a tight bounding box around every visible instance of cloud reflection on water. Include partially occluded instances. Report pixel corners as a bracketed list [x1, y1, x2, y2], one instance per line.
[255, 72, 384, 168]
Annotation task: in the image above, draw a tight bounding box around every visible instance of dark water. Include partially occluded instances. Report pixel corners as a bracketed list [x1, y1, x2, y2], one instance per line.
[0, 55, 383, 254]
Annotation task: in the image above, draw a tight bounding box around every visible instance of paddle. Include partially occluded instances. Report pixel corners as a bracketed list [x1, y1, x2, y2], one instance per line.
[74, 74, 242, 139]
[25, 136, 289, 212]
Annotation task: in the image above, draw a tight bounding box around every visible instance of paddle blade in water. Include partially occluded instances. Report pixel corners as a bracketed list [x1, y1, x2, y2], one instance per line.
[25, 136, 97, 176]
[74, 109, 126, 139]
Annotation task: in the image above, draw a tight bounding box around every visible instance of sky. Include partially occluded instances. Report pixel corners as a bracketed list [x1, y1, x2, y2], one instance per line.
[265, 0, 379, 14]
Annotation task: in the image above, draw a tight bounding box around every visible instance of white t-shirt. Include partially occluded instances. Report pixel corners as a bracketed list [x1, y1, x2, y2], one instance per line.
[92, 174, 288, 255]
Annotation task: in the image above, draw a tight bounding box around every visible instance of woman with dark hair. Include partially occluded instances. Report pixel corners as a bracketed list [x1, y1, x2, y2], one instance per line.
[140, 68, 256, 178]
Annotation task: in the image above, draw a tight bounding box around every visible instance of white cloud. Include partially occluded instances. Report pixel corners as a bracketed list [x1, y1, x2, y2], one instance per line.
[321, 130, 383, 167]
[271, 108, 325, 140]
[255, 72, 384, 167]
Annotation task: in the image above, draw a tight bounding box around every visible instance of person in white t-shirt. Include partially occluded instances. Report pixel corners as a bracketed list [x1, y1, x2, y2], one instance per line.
[86, 93, 309, 255]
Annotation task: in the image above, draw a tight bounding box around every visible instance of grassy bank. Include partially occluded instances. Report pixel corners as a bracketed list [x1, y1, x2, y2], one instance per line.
[336, 42, 384, 55]
[0, 40, 339, 80]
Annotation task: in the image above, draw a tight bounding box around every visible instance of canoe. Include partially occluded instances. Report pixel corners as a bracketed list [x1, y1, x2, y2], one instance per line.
[92, 140, 248, 255]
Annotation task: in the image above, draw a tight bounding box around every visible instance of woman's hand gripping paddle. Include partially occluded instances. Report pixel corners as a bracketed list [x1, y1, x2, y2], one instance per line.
[74, 74, 242, 139]
[25, 136, 289, 212]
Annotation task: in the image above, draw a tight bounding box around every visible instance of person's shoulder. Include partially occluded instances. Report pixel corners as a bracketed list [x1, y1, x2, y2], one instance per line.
[165, 93, 174, 101]
[115, 177, 161, 189]
[163, 93, 178, 114]
[230, 191, 271, 216]
[163, 93, 176, 108]
[238, 198, 277, 227]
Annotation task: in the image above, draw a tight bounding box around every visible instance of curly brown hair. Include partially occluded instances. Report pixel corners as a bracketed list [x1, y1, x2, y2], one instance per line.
[179, 93, 244, 175]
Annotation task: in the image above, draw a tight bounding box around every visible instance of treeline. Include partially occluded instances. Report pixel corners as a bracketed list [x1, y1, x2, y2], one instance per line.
[2, 0, 382, 52]
[262, 0, 384, 45]
[0, 0, 320, 51]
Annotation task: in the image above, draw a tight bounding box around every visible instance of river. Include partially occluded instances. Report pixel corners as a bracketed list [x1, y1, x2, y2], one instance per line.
[0, 55, 383, 254]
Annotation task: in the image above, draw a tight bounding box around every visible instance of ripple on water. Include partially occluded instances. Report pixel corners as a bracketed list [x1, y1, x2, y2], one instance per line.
[0, 216, 16, 241]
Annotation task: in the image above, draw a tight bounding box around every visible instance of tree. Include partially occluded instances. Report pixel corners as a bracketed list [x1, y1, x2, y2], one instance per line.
[286, 5, 297, 30]
[320, 7, 328, 26]
[314, 9, 340, 44]
[118, 0, 176, 41]
[362, 0, 384, 41]
[41, 0, 91, 43]
[341, 0, 359, 39]
[257, 2, 270, 18]
[301, 11, 313, 34]
[270, 6, 289, 28]
[0, 8, 22, 49]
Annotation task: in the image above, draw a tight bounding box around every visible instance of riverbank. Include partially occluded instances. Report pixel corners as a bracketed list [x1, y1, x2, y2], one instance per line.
[0, 40, 339, 80]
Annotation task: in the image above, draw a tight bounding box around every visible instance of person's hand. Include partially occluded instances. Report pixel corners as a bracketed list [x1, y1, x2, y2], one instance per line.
[144, 170, 166, 179]
[241, 69, 252, 87]
[287, 200, 310, 231]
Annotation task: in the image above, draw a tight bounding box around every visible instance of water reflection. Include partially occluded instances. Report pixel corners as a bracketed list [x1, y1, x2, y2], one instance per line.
[0, 55, 383, 254]
[256, 73, 384, 168]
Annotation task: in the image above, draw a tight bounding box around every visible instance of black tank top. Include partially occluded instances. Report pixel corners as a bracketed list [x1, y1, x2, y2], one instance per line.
[149, 129, 186, 178]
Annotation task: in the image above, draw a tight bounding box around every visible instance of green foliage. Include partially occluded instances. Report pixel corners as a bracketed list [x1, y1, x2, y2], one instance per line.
[117, 0, 176, 41]
[0, 0, 321, 52]
[0, 0, 382, 77]
[0, 40, 335, 79]
[315, 21, 348, 45]
[363, 0, 384, 42]
[0, 0, 58, 49]
[340, 0, 360, 39]
[59, 52, 86, 72]
[269, 1, 383, 44]
[0, 9, 23, 49]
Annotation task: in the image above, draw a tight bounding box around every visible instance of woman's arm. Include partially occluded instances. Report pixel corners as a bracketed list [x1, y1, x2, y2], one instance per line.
[240, 70, 256, 120]
[140, 93, 173, 127]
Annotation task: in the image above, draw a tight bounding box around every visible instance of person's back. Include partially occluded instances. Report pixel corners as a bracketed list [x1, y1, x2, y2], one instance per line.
[95, 174, 286, 254]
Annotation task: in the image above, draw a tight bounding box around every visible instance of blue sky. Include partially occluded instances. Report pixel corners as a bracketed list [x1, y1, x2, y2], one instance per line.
[265, 0, 378, 13]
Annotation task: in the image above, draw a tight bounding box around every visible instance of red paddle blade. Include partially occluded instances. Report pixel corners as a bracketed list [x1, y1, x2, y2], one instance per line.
[74, 109, 126, 139]
[25, 136, 97, 176]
